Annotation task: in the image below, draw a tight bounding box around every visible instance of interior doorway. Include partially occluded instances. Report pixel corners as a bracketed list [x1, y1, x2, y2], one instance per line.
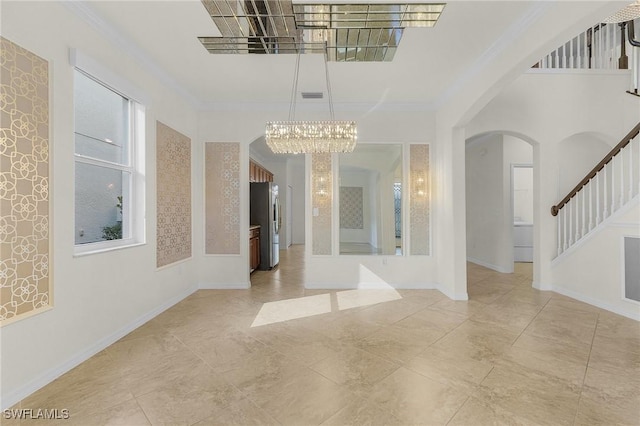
[512, 165, 533, 262]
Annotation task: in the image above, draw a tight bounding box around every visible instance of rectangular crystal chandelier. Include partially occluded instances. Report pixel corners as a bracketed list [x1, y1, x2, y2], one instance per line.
[265, 121, 357, 154]
[265, 46, 357, 154]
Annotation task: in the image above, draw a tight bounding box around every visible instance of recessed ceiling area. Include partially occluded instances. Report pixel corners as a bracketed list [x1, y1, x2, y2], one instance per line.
[79, 1, 617, 107]
[198, 1, 445, 62]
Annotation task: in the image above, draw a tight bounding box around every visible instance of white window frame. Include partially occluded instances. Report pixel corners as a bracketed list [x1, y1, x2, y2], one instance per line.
[72, 51, 146, 256]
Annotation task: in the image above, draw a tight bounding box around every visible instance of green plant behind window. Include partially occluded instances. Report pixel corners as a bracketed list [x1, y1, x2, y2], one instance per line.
[102, 195, 123, 240]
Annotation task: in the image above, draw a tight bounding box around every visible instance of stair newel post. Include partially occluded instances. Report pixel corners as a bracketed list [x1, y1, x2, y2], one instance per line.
[620, 22, 629, 70]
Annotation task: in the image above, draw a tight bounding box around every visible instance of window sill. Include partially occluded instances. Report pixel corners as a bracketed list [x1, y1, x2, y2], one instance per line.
[74, 240, 146, 257]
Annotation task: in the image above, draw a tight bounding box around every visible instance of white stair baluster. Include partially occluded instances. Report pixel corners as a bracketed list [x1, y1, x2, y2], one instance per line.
[631, 139, 636, 201]
[563, 207, 569, 250]
[589, 178, 594, 232]
[596, 173, 602, 224]
[557, 212, 563, 255]
[576, 193, 580, 240]
[604, 163, 609, 218]
[620, 149, 625, 208]
[582, 187, 587, 237]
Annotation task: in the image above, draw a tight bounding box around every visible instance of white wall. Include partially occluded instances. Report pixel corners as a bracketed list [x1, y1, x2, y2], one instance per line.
[552, 203, 640, 320]
[556, 133, 612, 197]
[466, 134, 508, 271]
[1, 1, 202, 408]
[467, 70, 639, 289]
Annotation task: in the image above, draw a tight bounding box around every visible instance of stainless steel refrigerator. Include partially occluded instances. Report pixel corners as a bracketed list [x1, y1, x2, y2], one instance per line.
[250, 182, 280, 270]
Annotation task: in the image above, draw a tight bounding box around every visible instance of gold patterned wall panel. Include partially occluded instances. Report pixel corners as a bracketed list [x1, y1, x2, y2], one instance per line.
[410, 144, 430, 255]
[156, 121, 192, 268]
[205, 142, 240, 254]
[312, 153, 332, 255]
[0, 37, 50, 323]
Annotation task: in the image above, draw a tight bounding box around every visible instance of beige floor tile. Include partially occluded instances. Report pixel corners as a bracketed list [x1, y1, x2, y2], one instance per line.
[220, 348, 309, 398]
[507, 333, 590, 387]
[574, 394, 639, 426]
[394, 306, 468, 333]
[405, 345, 493, 394]
[136, 370, 244, 426]
[246, 321, 345, 366]
[368, 367, 469, 425]
[251, 370, 353, 426]
[121, 350, 210, 397]
[194, 398, 279, 425]
[430, 320, 520, 364]
[469, 304, 539, 333]
[448, 396, 541, 426]
[21, 352, 134, 419]
[310, 346, 400, 396]
[0, 403, 22, 426]
[319, 398, 403, 426]
[430, 297, 489, 316]
[304, 314, 382, 343]
[475, 363, 581, 426]
[578, 366, 640, 425]
[588, 339, 640, 377]
[340, 298, 427, 325]
[355, 323, 444, 363]
[177, 328, 267, 373]
[48, 398, 150, 426]
[12, 247, 639, 425]
[522, 315, 596, 348]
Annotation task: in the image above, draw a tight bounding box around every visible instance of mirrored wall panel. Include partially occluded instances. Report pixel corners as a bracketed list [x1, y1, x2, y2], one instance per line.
[339, 144, 402, 255]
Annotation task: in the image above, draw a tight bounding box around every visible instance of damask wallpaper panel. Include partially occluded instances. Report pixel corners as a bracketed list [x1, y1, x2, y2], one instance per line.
[340, 186, 363, 229]
[312, 153, 332, 255]
[0, 37, 51, 324]
[156, 121, 192, 268]
[410, 144, 430, 255]
[205, 142, 240, 254]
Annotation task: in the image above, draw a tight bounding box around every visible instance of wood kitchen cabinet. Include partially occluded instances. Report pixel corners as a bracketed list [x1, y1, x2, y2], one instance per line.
[250, 226, 261, 272]
[249, 160, 273, 183]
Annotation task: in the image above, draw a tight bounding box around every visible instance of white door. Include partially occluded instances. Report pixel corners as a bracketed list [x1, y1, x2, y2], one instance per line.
[286, 185, 293, 247]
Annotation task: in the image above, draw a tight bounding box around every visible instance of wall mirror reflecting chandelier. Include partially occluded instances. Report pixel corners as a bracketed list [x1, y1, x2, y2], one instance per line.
[338, 144, 403, 255]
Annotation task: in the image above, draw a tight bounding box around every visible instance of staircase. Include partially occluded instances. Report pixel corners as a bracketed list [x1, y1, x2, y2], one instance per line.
[551, 122, 640, 257]
[536, 18, 640, 96]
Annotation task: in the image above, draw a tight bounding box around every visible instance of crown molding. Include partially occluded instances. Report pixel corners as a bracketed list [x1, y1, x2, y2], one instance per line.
[62, 0, 204, 110]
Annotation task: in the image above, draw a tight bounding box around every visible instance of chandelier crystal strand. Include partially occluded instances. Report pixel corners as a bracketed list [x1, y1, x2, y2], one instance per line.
[265, 42, 357, 154]
[603, 0, 640, 23]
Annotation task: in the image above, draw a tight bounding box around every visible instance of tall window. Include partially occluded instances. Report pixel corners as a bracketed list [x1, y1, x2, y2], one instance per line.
[74, 69, 144, 252]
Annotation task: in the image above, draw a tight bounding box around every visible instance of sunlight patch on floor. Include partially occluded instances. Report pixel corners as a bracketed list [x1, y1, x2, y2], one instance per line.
[251, 264, 402, 327]
[251, 294, 332, 327]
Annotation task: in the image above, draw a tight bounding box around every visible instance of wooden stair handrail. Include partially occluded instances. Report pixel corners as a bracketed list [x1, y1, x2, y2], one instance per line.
[551, 121, 640, 216]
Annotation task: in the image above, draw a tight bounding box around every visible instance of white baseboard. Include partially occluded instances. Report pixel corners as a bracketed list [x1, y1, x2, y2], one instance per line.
[437, 283, 469, 301]
[1, 285, 198, 410]
[467, 257, 513, 274]
[532, 281, 553, 291]
[552, 284, 640, 321]
[198, 282, 251, 289]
